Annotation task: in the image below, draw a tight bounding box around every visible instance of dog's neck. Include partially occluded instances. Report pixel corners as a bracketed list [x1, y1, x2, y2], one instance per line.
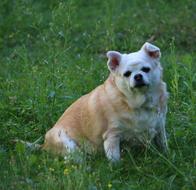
[105, 74, 161, 110]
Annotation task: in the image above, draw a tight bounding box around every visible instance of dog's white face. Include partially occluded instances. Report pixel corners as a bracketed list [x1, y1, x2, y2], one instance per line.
[107, 42, 162, 94]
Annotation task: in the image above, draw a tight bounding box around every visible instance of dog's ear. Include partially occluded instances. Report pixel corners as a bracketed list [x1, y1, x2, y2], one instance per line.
[141, 42, 161, 59]
[106, 51, 122, 72]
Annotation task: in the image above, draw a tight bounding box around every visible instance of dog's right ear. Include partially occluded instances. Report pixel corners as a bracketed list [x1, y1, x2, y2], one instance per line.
[106, 51, 122, 72]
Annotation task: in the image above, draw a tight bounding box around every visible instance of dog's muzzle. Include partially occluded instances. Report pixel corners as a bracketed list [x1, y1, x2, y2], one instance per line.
[134, 74, 147, 88]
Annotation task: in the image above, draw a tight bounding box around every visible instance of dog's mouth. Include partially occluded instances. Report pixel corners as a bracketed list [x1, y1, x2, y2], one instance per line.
[134, 81, 149, 88]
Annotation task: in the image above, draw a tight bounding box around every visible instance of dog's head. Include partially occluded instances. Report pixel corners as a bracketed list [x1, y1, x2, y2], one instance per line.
[107, 42, 162, 93]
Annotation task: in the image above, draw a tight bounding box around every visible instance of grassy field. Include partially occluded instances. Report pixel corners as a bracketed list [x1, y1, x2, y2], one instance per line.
[0, 0, 195, 189]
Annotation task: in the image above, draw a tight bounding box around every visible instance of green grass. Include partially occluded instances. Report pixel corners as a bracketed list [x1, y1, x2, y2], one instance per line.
[0, 0, 195, 189]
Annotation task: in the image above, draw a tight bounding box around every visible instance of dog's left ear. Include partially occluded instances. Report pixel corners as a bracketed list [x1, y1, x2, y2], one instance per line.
[106, 51, 122, 72]
[141, 42, 161, 59]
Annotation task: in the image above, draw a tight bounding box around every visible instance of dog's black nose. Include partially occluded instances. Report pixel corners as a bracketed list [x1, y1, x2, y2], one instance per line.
[134, 74, 143, 81]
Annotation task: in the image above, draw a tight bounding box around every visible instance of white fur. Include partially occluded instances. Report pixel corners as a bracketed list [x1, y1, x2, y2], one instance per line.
[58, 129, 77, 152]
[104, 42, 168, 161]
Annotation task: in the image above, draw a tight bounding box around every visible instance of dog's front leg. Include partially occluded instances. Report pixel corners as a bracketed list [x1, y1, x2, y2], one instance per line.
[154, 87, 169, 153]
[154, 118, 168, 153]
[103, 129, 120, 162]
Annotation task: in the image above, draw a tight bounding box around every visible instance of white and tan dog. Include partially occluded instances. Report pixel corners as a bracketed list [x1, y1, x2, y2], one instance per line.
[43, 42, 168, 161]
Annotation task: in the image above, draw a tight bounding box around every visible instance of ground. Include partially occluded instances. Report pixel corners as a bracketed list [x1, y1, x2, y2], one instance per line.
[0, 0, 195, 189]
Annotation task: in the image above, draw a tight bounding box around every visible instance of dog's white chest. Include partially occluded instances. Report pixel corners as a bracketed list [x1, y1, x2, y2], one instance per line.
[120, 108, 159, 143]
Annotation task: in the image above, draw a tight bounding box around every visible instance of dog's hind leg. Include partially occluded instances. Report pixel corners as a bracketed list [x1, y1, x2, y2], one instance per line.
[58, 128, 77, 152]
[43, 127, 77, 156]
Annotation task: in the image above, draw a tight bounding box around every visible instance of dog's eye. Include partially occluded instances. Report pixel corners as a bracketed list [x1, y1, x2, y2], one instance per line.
[123, 71, 132, 77]
[141, 67, 150, 73]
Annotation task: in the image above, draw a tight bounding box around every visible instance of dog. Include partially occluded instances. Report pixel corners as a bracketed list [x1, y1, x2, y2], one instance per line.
[43, 42, 168, 162]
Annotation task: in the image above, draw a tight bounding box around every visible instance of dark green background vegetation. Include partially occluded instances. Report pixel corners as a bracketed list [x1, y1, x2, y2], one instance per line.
[0, 0, 195, 189]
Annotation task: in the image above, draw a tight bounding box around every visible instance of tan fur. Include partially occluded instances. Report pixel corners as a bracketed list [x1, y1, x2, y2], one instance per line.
[43, 75, 122, 152]
[43, 42, 168, 161]
[43, 74, 167, 154]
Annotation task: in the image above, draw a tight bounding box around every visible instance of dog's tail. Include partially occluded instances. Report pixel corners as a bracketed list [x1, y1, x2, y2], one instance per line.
[13, 136, 43, 151]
